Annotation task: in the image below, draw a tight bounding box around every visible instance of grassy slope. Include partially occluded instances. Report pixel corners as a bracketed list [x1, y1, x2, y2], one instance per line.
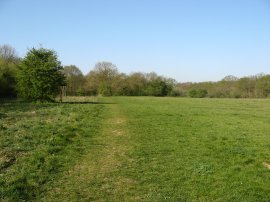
[1, 97, 270, 201]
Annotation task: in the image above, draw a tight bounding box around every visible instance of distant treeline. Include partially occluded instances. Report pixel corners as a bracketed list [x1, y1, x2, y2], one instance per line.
[63, 63, 175, 97]
[174, 74, 270, 98]
[61, 66, 270, 98]
[1, 44, 270, 99]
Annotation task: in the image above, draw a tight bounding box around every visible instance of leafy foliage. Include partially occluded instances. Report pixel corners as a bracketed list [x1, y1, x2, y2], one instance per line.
[86, 61, 119, 96]
[255, 75, 270, 97]
[1, 44, 270, 99]
[17, 47, 66, 101]
[85, 66, 175, 96]
[62, 65, 86, 96]
[0, 59, 18, 98]
[0, 45, 20, 98]
[146, 77, 174, 96]
[176, 74, 270, 98]
[0, 44, 19, 63]
[189, 89, 208, 98]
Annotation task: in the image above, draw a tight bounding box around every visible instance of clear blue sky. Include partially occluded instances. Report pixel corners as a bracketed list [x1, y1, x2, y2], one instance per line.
[1, 0, 270, 82]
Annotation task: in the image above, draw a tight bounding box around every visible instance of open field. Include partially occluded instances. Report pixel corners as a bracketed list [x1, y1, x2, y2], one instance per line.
[1, 97, 270, 201]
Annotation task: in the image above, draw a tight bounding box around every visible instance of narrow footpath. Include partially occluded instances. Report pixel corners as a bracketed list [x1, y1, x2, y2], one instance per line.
[41, 103, 137, 201]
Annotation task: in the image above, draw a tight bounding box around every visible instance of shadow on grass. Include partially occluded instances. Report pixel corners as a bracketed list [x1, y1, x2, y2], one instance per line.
[0, 100, 57, 113]
[0, 99, 116, 114]
[0, 112, 8, 119]
[60, 101, 116, 105]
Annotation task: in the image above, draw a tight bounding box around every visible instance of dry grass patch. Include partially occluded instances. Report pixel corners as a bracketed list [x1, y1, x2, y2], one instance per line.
[263, 162, 270, 170]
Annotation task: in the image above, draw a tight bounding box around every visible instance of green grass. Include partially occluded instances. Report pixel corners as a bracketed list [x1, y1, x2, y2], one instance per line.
[1, 97, 270, 201]
[112, 97, 270, 201]
[0, 98, 106, 201]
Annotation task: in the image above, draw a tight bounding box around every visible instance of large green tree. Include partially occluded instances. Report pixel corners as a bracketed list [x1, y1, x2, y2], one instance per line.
[17, 47, 65, 101]
[145, 72, 175, 96]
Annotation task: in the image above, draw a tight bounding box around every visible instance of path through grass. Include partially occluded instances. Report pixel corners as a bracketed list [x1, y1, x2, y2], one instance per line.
[1, 97, 270, 201]
[40, 103, 137, 201]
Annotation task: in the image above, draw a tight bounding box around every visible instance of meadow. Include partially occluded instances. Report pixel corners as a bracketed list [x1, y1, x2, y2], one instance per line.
[1, 97, 270, 201]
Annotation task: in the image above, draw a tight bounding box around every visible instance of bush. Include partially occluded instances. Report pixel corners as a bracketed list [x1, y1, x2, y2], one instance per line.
[17, 47, 66, 101]
[189, 89, 208, 98]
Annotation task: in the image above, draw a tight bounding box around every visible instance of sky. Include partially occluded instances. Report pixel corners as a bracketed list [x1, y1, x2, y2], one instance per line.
[0, 0, 270, 82]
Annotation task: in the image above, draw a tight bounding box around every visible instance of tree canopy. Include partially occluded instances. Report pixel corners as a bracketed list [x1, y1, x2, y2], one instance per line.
[17, 47, 66, 101]
[62, 65, 85, 96]
[1, 43, 270, 100]
[86, 62, 119, 96]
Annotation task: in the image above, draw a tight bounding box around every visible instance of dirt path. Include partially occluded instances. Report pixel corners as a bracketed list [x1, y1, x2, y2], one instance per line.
[41, 104, 137, 201]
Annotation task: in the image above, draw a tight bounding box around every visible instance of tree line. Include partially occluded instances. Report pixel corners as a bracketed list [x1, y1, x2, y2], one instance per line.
[67, 62, 176, 97]
[0, 45, 175, 100]
[0, 44, 270, 100]
[174, 74, 270, 98]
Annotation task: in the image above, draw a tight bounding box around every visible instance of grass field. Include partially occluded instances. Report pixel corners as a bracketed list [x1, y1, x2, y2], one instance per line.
[1, 97, 270, 201]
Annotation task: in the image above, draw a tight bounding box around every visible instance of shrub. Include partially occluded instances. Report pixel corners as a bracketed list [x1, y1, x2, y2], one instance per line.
[17, 47, 66, 101]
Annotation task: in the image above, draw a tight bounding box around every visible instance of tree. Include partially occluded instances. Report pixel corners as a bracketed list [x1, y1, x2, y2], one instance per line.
[111, 73, 128, 95]
[125, 72, 147, 96]
[0, 58, 18, 98]
[0, 45, 20, 98]
[236, 77, 256, 98]
[222, 75, 238, 82]
[255, 75, 270, 97]
[85, 70, 99, 95]
[189, 89, 208, 98]
[86, 61, 119, 96]
[17, 47, 65, 101]
[146, 75, 175, 96]
[0, 44, 19, 62]
[62, 65, 85, 96]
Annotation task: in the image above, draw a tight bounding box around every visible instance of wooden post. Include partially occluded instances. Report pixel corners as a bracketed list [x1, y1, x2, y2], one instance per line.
[60, 86, 66, 103]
